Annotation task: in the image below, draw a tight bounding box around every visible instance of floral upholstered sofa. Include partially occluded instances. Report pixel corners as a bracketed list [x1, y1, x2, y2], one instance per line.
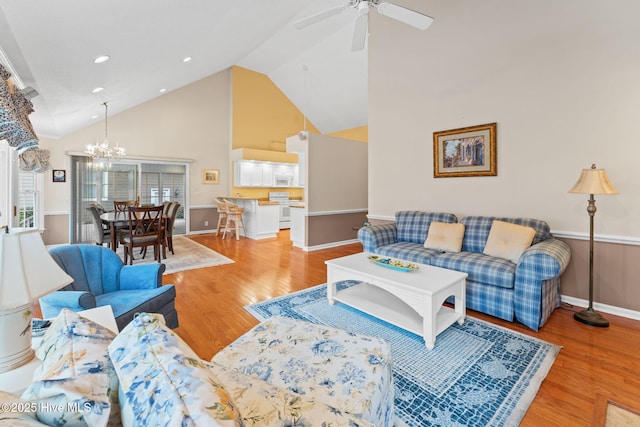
[0, 310, 393, 427]
[358, 211, 571, 330]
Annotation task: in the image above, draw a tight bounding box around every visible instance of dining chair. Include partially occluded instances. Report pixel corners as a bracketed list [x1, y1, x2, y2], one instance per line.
[114, 199, 139, 212]
[223, 199, 245, 240]
[87, 204, 112, 248]
[162, 201, 181, 254]
[121, 205, 165, 265]
[215, 197, 228, 236]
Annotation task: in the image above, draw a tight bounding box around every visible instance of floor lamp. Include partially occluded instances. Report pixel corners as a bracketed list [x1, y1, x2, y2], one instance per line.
[568, 164, 618, 327]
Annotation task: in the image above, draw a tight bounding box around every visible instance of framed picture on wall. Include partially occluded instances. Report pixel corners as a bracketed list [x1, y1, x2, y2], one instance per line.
[433, 122, 497, 178]
[202, 169, 220, 184]
[52, 169, 66, 182]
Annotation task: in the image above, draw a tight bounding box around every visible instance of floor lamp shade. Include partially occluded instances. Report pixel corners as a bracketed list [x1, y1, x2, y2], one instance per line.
[0, 229, 73, 373]
[568, 164, 618, 327]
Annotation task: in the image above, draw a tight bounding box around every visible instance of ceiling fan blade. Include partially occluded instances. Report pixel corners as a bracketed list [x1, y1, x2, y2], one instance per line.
[351, 12, 369, 51]
[293, 5, 346, 29]
[377, 2, 433, 30]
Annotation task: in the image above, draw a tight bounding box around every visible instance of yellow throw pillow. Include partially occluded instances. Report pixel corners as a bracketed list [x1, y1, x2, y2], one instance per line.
[424, 222, 466, 252]
[483, 220, 536, 263]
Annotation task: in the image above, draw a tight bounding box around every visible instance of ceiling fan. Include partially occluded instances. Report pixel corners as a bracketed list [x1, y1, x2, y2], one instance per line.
[293, 0, 433, 51]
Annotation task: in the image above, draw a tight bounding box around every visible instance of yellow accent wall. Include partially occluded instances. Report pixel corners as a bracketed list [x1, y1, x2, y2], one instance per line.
[230, 66, 366, 199]
[231, 66, 320, 151]
[328, 126, 368, 143]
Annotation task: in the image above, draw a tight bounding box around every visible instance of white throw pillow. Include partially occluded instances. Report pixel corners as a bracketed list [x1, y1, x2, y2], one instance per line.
[423, 222, 465, 253]
[483, 220, 536, 263]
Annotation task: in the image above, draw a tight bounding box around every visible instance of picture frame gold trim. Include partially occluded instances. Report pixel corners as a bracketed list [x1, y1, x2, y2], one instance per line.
[433, 122, 497, 178]
[202, 169, 219, 184]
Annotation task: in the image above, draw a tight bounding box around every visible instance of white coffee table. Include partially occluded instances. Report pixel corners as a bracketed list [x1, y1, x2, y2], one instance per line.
[325, 253, 467, 350]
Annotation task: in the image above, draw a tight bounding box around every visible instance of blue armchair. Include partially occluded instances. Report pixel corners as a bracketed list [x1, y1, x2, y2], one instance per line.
[40, 244, 178, 330]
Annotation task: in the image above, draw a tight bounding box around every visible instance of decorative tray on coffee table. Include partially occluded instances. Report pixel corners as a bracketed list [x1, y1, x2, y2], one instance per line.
[367, 255, 419, 272]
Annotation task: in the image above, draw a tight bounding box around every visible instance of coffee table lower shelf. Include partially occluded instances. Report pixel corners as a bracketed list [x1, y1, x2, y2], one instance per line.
[332, 282, 461, 340]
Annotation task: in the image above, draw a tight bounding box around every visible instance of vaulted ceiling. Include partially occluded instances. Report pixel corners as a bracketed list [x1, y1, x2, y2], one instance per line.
[0, 0, 369, 139]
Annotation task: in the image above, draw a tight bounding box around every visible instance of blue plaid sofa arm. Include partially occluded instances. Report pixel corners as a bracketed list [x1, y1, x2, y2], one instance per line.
[514, 238, 571, 330]
[357, 223, 398, 253]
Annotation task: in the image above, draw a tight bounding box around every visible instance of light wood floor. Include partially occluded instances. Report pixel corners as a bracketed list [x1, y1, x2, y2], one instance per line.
[165, 231, 640, 427]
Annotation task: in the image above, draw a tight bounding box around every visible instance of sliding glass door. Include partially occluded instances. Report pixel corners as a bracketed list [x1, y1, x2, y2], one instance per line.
[71, 157, 138, 244]
[70, 157, 187, 244]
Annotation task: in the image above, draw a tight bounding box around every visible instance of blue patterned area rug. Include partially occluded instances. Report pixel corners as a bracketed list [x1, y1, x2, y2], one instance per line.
[245, 282, 560, 427]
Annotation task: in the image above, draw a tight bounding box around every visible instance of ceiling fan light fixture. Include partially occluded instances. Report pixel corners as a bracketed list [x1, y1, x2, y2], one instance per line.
[377, 2, 433, 30]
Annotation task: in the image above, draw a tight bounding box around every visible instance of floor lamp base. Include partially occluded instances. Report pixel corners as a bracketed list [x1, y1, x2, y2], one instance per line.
[574, 307, 609, 328]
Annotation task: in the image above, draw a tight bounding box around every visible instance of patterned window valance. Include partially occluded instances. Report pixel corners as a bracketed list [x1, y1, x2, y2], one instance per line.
[0, 63, 42, 170]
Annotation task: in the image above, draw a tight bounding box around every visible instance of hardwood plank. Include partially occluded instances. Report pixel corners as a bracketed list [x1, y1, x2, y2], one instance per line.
[163, 230, 640, 426]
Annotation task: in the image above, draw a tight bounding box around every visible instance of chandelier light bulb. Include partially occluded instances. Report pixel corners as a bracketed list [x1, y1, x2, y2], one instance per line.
[84, 102, 125, 163]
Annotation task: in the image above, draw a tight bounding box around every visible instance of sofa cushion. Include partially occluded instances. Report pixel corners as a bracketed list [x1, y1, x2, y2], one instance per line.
[376, 242, 442, 265]
[108, 312, 240, 427]
[21, 309, 120, 427]
[460, 216, 551, 253]
[395, 211, 457, 244]
[424, 222, 465, 252]
[431, 251, 517, 289]
[483, 220, 536, 263]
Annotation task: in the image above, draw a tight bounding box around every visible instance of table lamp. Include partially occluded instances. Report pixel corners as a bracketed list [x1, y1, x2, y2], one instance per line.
[568, 164, 618, 327]
[0, 228, 73, 373]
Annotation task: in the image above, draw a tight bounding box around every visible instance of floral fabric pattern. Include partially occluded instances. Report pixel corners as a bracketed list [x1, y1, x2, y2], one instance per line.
[108, 313, 240, 427]
[212, 315, 395, 427]
[209, 360, 374, 426]
[21, 309, 120, 427]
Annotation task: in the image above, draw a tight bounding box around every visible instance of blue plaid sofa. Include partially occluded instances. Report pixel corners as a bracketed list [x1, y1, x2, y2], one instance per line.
[357, 211, 571, 330]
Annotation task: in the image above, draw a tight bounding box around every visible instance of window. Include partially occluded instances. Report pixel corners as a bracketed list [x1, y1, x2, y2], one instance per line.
[18, 171, 37, 228]
[0, 140, 43, 229]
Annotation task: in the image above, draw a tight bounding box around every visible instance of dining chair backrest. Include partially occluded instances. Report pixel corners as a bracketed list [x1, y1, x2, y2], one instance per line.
[114, 199, 139, 212]
[126, 205, 164, 238]
[87, 204, 110, 246]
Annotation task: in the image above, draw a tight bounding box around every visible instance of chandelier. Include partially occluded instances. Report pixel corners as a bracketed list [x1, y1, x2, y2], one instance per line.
[85, 102, 125, 162]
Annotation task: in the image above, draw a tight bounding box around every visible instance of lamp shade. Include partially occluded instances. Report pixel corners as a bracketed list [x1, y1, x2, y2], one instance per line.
[0, 228, 73, 310]
[568, 164, 618, 195]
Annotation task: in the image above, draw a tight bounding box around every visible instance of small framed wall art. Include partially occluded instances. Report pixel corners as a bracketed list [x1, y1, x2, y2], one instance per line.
[52, 169, 66, 182]
[202, 169, 220, 184]
[433, 122, 497, 178]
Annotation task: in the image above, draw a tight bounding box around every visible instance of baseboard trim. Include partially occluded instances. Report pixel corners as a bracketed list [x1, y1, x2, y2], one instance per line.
[294, 238, 360, 252]
[561, 295, 640, 321]
[188, 229, 216, 235]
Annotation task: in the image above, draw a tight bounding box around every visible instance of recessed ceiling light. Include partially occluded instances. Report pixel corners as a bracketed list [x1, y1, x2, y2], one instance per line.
[94, 55, 110, 64]
[92, 87, 104, 93]
[159, 88, 166, 93]
[182, 57, 192, 63]
[91, 114, 99, 119]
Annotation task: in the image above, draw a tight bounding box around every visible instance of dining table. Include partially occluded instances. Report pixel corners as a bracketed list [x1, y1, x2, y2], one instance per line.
[99, 210, 170, 257]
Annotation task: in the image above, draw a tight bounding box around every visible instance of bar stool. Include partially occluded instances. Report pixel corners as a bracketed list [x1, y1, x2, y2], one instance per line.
[215, 197, 228, 236]
[222, 199, 245, 240]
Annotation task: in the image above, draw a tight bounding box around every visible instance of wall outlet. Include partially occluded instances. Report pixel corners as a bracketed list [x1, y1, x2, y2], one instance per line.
[204, 220, 209, 227]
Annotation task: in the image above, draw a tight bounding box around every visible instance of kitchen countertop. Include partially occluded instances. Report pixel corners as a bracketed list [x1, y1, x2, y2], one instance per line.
[223, 196, 303, 206]
[222, 196, 285, 206]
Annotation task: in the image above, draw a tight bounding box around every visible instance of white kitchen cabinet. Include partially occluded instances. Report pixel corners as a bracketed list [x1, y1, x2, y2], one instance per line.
[234, 160, 300, 187]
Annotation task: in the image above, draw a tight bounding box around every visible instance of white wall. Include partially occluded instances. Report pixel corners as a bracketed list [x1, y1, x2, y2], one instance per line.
[368, 0, 640, 238]
[39, 69, 232, 212]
